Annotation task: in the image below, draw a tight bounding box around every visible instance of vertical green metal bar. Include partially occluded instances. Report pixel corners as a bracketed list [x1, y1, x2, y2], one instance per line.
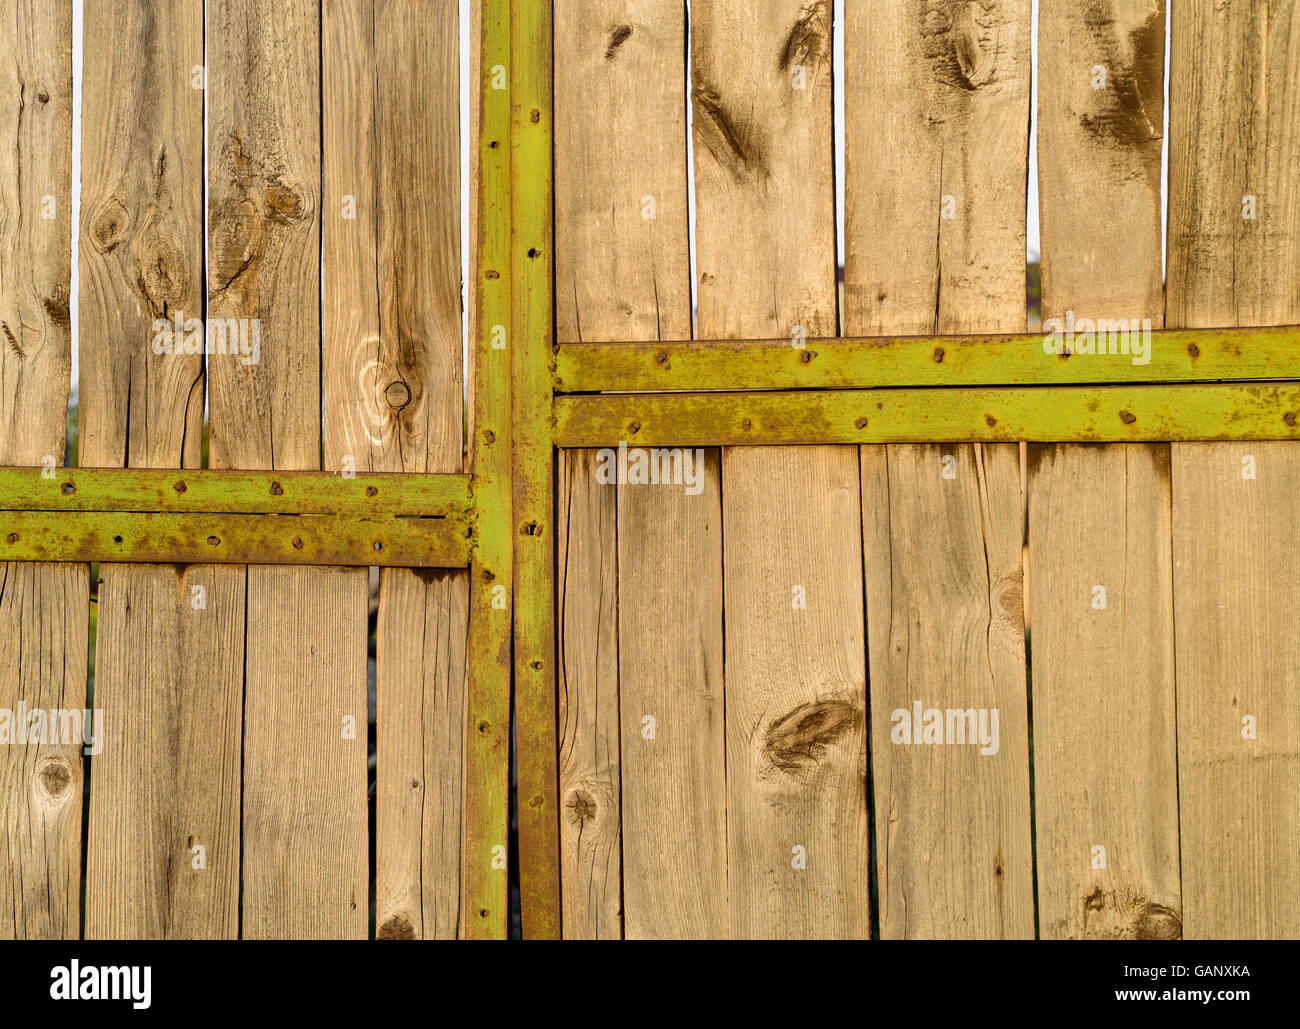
[510, 0, 561, 938]
[464, 0, 513, 941]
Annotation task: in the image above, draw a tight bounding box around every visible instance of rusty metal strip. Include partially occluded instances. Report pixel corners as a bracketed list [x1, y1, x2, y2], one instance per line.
[0, 510, 470, 567]
[461, 0, 513, 941]
[553, 324, 1300, 393]
[510, 0, 561, 941]
[553, 383, 1300, 446]
[0, 468, 471, 515]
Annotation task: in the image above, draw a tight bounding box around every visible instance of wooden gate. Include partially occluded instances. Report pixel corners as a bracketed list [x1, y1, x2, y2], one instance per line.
[2, 0, 1298, 941]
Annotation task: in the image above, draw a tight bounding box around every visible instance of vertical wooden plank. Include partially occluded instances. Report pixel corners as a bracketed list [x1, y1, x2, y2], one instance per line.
[1030, 0, 1180, 940]
[692, 0, 867, 938]
[846, 0, 1033, 938]
[618, 458, 727, 939]
[0, 0, 83, 941]
[554, 0, 724, 938]
[209, 0, 368, 938]
[1167, 1, 1300, 939]
[323, 0, 469, 941]
[555, 448, 621, 938]
[78, 0, 241, 940]
[723, 447, 868, 938]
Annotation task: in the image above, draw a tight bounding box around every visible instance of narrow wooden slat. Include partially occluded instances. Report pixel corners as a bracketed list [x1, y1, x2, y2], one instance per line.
[0, 0, 83, 941]
[693, 0, 867, 938]
[1167, 0, 1300, 939]
[209, 0, 367, 939]
[1029, 0, 1180, 940]
[554, 0, 722, 938]
[555, 449, 620, 938]
[321, 0, 469, 940]
[847, 0, 1033, 938]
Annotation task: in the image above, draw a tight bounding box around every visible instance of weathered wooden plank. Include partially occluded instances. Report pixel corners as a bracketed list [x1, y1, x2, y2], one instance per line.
[1167, 0, 1300, 939]
[724, 446, 869, 938]
[617, 456, 727, 939]
[375, 567, 467, 939]
[554, 0, 719, 938]
[1029, 0, 1181, 940]
[0, 0, 83, 941]
[86, 565, 243, 938]
[692, 0, 866, 938]
[555, 449, 621, 938]
[321, 0, 469, 940]
[209, 0, 368, 939]
[847, 0, 1033, 938]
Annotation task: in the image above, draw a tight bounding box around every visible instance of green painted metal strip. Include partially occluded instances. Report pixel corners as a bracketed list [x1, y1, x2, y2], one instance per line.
[554, 384, 1300, 446]
[510, 0, 560, 941]
[0, 468, 471, 516]
[462, 0, 513, 942]
[0, 510, 470, 567]
[553, 324, 1300, 393]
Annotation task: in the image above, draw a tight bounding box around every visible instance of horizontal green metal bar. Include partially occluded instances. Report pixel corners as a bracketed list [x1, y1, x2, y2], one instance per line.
[553, 384, 1300, 445]
[553, 325, 1300, 393]
[0, 468, 472, 516]
[0, 510, 471, 567]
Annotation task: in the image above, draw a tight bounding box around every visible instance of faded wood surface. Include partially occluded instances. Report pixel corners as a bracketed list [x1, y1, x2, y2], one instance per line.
[86, 567, 243, 938]
[692, 0, 867, 939]
[0, 0, 83, 941]
[322, 0, 469, 941]
[554, 0, 725, 939]
[208, 0, 367, 939]
[1167, 0, 1300, 939]
[555, 449, 621, 938]
[77, 0, 242, 940]
[847, 0, 1033, 938]
[1029, 0, 1181, 940]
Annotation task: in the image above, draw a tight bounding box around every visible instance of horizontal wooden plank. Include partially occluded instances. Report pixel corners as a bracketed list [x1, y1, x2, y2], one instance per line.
[554, 384, 1300, 446]
[0, 468, 471, 516]
[553, 325, 1300, 393]
[0, 511, 471, 567]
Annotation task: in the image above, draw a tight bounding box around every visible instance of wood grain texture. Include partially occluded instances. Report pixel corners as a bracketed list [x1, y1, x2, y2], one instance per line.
[323, 0, 469, 941]
[846, 0, 1033, 938]
[692, 0, 866, 938]
[1029, 0, 1180, 940]
[0, 0, 82, 941]
[724, 446, 868, 938]
[77, 0, 239, 940]
[209, 0, 368, 939]
[555, 449, 621, 939]
[554, 0, 721, 938]
[85, 566, 243, 938]
[79, 0, 204, 470]
[375, 567, 467, 939]
[862, 443, 1031, 938]
[618, 458, 727, 940]
[0, 0, 72, 465]
[1167, 0, 1300, 939]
